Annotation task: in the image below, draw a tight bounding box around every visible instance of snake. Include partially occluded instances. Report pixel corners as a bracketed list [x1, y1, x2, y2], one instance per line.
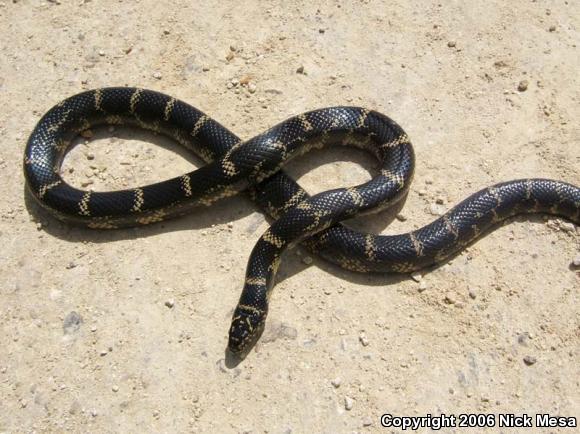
[24, 87, 580, 354]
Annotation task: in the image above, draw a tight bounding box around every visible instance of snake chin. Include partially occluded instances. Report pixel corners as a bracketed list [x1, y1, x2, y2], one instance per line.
[227, 307, 266, 354]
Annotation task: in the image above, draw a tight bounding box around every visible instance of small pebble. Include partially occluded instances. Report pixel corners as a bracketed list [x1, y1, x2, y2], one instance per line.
[362, 418, 373, 427]
[559, 221, 576, 233]
[331, 378, 341, 388]
[447, 40, 456, 48]
[468, 288, 477, 299]
[549, 25, 556, 32]
[395, 213, 407, 221]
[99, 349, 108, 357]
[359, 333, 369, 346]
[444, 295, 456, 304]
[517, 80, 529, 92]
[572, 254, 580, 268]
[429, 203, 445, 216]
[98, 50, 105, 56]
[63, 311, 82, 334]
[302, 256, 313, 265]
[86, 152, 95, 160]
[152, 72, 162, 80]
[410, 272, 422, 282]
[248, 82, 257, 94]
[418, 281, 428, 292]
[296, 65, 305, 74]
[523, 355, 537, 366]
[165, 299, 175, 309]
[517, 333, 529, 345]
[112, 385, 119, 392]
[344, 396, 354, 411]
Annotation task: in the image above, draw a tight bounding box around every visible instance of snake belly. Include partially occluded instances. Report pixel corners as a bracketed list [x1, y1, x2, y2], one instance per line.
[23, 87, 580, 354]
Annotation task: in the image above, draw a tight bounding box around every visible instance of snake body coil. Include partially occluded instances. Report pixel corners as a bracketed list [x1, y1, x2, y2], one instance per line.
[24, 88, 580, 353]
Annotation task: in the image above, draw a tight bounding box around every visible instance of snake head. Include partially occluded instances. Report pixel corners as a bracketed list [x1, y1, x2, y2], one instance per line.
[227, 304, 267, 354]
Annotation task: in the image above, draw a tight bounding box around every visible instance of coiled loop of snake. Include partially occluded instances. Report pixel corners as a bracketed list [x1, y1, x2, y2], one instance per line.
[24, 88, 580, 354]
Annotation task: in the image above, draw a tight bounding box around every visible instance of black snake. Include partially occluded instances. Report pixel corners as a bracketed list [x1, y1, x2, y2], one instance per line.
[24, 88, 580, 354]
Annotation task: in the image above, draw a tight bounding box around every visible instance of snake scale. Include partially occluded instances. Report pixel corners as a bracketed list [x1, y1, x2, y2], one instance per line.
[24, 88, 580, 354]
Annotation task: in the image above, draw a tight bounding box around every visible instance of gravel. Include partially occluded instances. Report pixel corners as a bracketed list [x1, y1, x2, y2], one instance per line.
[523, 355, 537, 366]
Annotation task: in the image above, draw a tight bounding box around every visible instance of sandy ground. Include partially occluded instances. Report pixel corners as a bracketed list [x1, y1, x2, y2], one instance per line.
[1, 1, 579, 433]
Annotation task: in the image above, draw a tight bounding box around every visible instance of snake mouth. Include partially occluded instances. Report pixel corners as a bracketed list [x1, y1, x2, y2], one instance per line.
[227, 306, 267, 354]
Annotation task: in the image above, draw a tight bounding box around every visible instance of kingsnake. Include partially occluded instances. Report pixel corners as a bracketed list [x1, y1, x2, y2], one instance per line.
[24, 88, 580, 354]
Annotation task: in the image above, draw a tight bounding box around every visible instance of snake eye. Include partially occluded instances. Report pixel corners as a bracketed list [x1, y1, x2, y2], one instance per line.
[227, 306, 266, 353]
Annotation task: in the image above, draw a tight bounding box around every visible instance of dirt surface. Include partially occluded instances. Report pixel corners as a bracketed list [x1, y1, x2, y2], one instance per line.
[1, 1, 579, 433]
